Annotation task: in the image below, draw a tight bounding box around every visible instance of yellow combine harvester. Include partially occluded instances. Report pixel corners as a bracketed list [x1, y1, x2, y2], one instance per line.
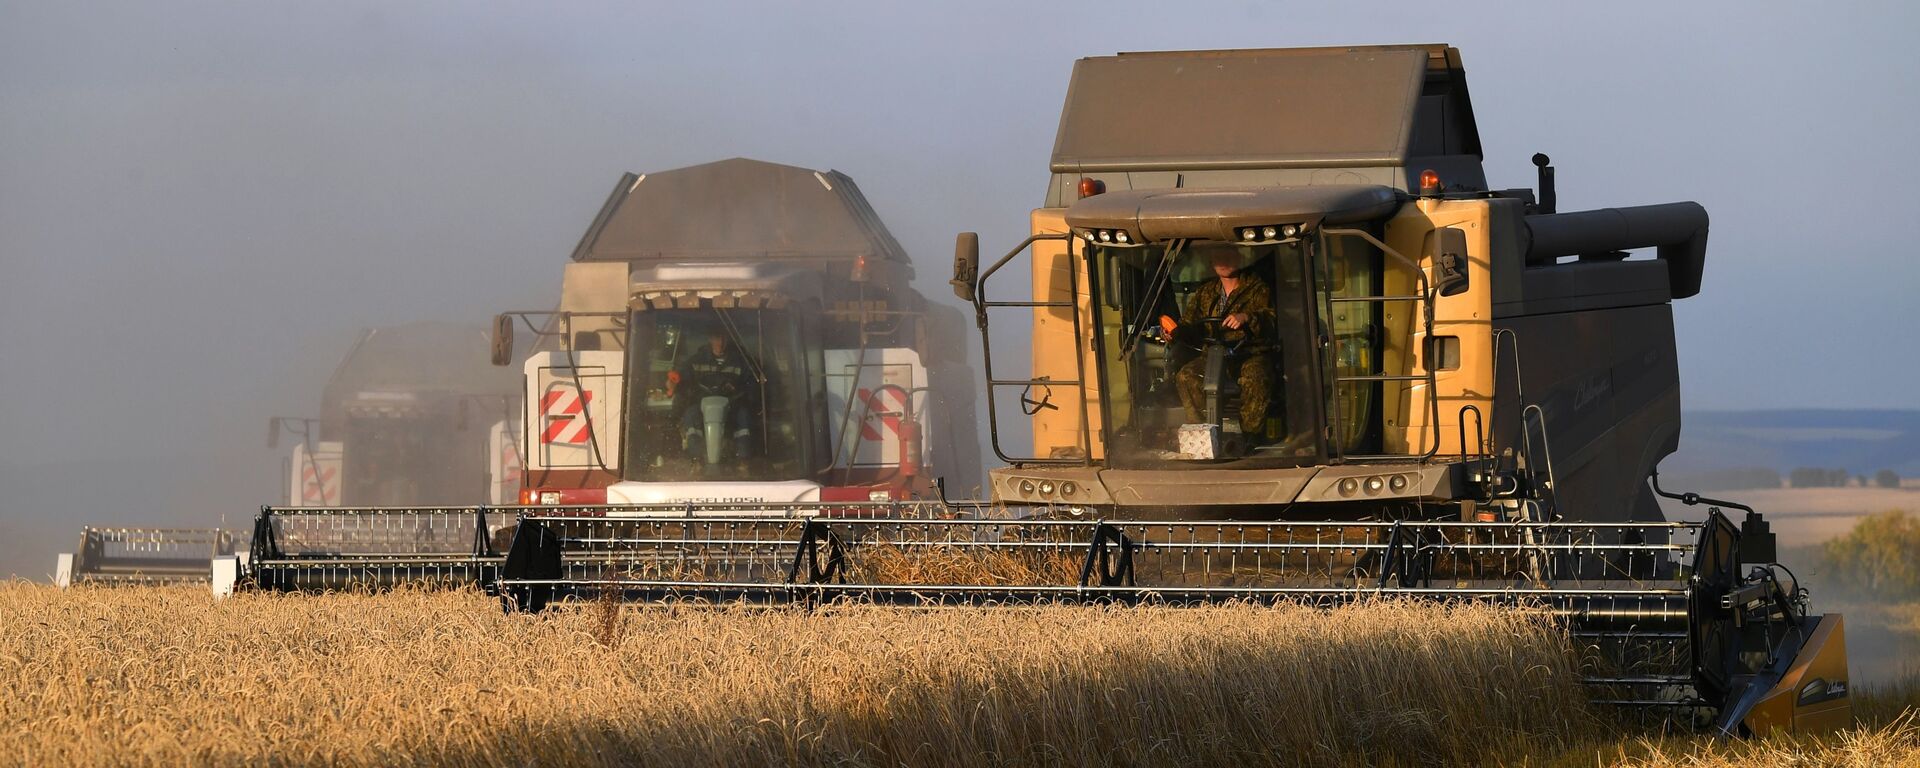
[933, 43, 1849, 737]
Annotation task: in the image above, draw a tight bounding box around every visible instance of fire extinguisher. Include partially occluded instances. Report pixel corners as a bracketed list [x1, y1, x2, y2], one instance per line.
[897, 412, 921, 480]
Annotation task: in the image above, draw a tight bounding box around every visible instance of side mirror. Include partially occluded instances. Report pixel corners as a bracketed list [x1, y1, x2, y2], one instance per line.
[1426, 227, 1471, 297]
[267, 419, 280, 449]
[951, 232, 979, 303]
[490, 314, 515, 366]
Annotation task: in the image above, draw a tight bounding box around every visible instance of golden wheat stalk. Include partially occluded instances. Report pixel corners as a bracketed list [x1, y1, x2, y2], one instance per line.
[3, 583, 1913, 767]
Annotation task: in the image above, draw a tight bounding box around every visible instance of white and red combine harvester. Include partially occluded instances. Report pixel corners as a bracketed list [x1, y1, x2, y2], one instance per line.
[494, 158, 981, 512]
[235, 324, 523, 594]
[236, 160, 982, 594]
[271, 323, 523, 508]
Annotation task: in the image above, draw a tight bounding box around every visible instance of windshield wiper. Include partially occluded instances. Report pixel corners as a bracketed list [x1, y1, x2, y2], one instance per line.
[712, 307, 768, 384]
[1119, 238, 1187, 360]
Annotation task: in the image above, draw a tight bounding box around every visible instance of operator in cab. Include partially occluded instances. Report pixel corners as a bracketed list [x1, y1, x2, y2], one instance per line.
[669, 329, 761, 462]
[1169, 247, 1276, 440]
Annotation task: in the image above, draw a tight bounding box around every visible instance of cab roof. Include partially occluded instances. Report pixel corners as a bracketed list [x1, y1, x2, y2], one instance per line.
[1050, 45, 1481, 175]
[570, 158, 911, 270]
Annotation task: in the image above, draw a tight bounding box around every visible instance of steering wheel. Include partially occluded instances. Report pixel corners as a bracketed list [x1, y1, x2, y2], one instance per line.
[1188, 316, 1243, 354]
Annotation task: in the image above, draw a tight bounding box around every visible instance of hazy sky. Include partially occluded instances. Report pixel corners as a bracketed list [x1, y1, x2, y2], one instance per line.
[2, 1, 1915, 577]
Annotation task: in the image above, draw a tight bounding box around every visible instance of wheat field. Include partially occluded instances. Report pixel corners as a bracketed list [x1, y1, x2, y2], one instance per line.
[2, 583, 1915, 767]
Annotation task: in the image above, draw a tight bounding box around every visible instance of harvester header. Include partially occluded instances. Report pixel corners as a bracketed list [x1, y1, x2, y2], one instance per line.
[55, 527, 240, 588]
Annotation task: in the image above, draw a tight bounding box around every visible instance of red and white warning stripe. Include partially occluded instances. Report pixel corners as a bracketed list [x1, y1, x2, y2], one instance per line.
[858, 384, 910, 441]
[301, 463, 339, 505]
[541, 386, 595, 445]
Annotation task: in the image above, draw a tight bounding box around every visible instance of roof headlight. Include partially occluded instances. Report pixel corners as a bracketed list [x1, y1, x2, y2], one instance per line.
[1115, 230, 1130, 244]
[1018, 479, 1037, 495]
[1060, 481, 1078, 497]
[1282, 224, 1300, 238]
[1262, 226, 1278, 239]
[1081, 230, 1097, 242]
[1364, 476, 1386, 495]
[1098, 230, 1112, 243]
[1338, 478, 1360, 497]
[1388, 474, 1409, 493]
[1241, 228, 1258, 241]
[1038, 480, 1057, 496]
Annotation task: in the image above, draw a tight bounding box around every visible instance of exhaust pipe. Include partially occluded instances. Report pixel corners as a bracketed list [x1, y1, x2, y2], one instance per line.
[1524, 202, 1709, 299]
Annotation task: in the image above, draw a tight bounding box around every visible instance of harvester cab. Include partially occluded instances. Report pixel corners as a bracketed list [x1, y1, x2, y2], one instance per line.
[955, 45, 1702, 527]
[497, 158, 981, 511]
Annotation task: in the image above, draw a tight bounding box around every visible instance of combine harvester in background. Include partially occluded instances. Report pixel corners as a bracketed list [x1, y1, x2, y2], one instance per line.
[271, 323, 524, 509]
[497, 46, 1850, 738]
[242, 323, 521, 593]
[493, 157, 981, 509]
[242, 159, 982, 592]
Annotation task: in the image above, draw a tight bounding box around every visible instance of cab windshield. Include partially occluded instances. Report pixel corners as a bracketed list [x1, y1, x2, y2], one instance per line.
[1086, 230, 1386, 467]
[622, 306, 820, 481]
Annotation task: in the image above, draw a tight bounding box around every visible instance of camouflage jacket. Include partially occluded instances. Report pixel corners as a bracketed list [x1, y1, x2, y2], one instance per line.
[1181, 273, 1275, 345]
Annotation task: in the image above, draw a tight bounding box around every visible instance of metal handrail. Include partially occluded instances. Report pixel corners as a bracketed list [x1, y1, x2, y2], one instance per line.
[970, 232, 1093, 465]
[1522, 403, 1561, 517]
[1321, 228, 1443, 463]
[1458, 404, 1488, 459]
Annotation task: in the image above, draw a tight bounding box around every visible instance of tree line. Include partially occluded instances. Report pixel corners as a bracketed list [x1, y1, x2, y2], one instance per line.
[1662, 467, 1904, 491]
[1788, 467, 1903, 489]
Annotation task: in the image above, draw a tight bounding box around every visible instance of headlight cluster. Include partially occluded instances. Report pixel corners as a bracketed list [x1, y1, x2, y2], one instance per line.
[1015, 477, 1081, 499]
[1238, 223, 1302, 243]
[1335, 473, 1414, 498]
[1079, 229, 1135, 245]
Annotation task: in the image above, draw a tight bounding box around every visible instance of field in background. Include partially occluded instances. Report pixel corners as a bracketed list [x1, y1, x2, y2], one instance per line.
[1670, 410, 1920, 482]
[3, 585, 1917, 767]
[1659, 486, 1919, 546]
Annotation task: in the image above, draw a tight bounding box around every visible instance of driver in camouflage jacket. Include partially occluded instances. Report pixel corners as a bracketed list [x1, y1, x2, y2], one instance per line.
[1173, 249, 1276, 435]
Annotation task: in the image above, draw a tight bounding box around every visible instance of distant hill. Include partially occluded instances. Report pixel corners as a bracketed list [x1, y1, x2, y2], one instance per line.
[1666, 410, 1920, 478]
